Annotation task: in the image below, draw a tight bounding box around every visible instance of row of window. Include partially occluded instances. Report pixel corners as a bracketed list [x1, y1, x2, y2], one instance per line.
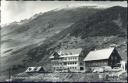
[53, 61, 77, 66]
[86, 62, 107, 67]
[63, 57, 78, 60]
[54, 67, 63, 69]
[110, 56, 118, 60]
[52, 63, 63, 66]
[67, 62, 77, 65]
[61, 52, 73, 55]
[68, 67, 77, 69]
[54, 67, 77, 70]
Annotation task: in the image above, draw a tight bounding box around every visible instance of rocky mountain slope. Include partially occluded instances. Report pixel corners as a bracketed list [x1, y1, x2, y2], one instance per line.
[0, 6, 127, 76]
[1, 7, 99, 56]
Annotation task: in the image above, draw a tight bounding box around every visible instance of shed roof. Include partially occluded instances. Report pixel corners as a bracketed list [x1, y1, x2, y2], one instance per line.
[83, 47, 115, 61]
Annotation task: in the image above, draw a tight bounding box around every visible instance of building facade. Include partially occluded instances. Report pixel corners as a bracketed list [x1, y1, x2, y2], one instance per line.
[83, 47, 122, 68]
[49, 48, 85, 72]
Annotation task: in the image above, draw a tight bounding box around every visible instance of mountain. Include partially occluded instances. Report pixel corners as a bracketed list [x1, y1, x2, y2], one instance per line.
[1, 6, 100, 75]
[69, 6, 127, 38]
[0, 6, 127, 77]
[1, 6, 99, 56]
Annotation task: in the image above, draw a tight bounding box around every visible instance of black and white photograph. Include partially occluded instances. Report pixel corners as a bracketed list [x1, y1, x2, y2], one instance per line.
[0, 0, 127, 82]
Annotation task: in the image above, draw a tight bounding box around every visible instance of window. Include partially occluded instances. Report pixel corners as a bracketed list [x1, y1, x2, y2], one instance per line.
[71, 57, 73, 60]
[28, 68, 32, 71]
[80, 67, 84, 70]
[75, 57, 76, 59]
[111, 56, 113, 59]
[34, 67, 37, 71]
[73, 57, 75, 60]
[75, 57, 77, 60]
[115, 57, 117, 60]
[80, 62, 83, 65]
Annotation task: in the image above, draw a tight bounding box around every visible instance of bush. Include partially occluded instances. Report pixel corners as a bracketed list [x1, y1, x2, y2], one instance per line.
[85, 68, 93, 73]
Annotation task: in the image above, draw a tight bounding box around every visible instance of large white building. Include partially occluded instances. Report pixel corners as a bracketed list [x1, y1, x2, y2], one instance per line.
[49, 48, 85, 72]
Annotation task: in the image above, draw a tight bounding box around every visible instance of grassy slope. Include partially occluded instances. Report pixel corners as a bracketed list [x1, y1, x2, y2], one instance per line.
[1, 7, 100, 75]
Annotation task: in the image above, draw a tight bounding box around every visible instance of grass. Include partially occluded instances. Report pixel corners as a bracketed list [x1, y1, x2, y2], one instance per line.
[10, 72, 127, 82]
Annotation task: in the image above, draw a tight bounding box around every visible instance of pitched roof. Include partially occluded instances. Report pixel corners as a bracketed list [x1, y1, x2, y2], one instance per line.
[25, 67, 35, 72]
[49, 54, 54, 58]
[83, 47, 115, 61]
[49, 48, 82, 58]
[59, 48, 82, 57]
[60, 48, 82, 55]
[25, 66, 44, 73]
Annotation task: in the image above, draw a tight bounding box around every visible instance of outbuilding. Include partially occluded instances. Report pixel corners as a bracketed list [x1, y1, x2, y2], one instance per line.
[25, 66, 45, 73]
[83, 47, 122, 68]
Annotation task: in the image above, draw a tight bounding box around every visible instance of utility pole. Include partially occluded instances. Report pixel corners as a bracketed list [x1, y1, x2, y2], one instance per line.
[8, 67, 12, 82]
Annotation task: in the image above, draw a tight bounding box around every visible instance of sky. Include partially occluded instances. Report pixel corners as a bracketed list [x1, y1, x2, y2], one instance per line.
[0, 1, 127, 25]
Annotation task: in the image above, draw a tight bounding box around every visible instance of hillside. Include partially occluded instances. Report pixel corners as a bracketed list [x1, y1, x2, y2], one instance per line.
[1, 6, 100, 76]
[0, 6, 127, 79]
[1, 7, 99, 56]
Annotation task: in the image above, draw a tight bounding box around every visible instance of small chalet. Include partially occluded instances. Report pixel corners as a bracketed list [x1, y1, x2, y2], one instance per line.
[83, 47, 122, 68]
[25, 66, 45, 73]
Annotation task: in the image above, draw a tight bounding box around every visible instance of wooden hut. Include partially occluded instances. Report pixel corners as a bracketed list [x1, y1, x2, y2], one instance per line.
[83, 47, 122, 68]
[25, 66, 45, 73]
